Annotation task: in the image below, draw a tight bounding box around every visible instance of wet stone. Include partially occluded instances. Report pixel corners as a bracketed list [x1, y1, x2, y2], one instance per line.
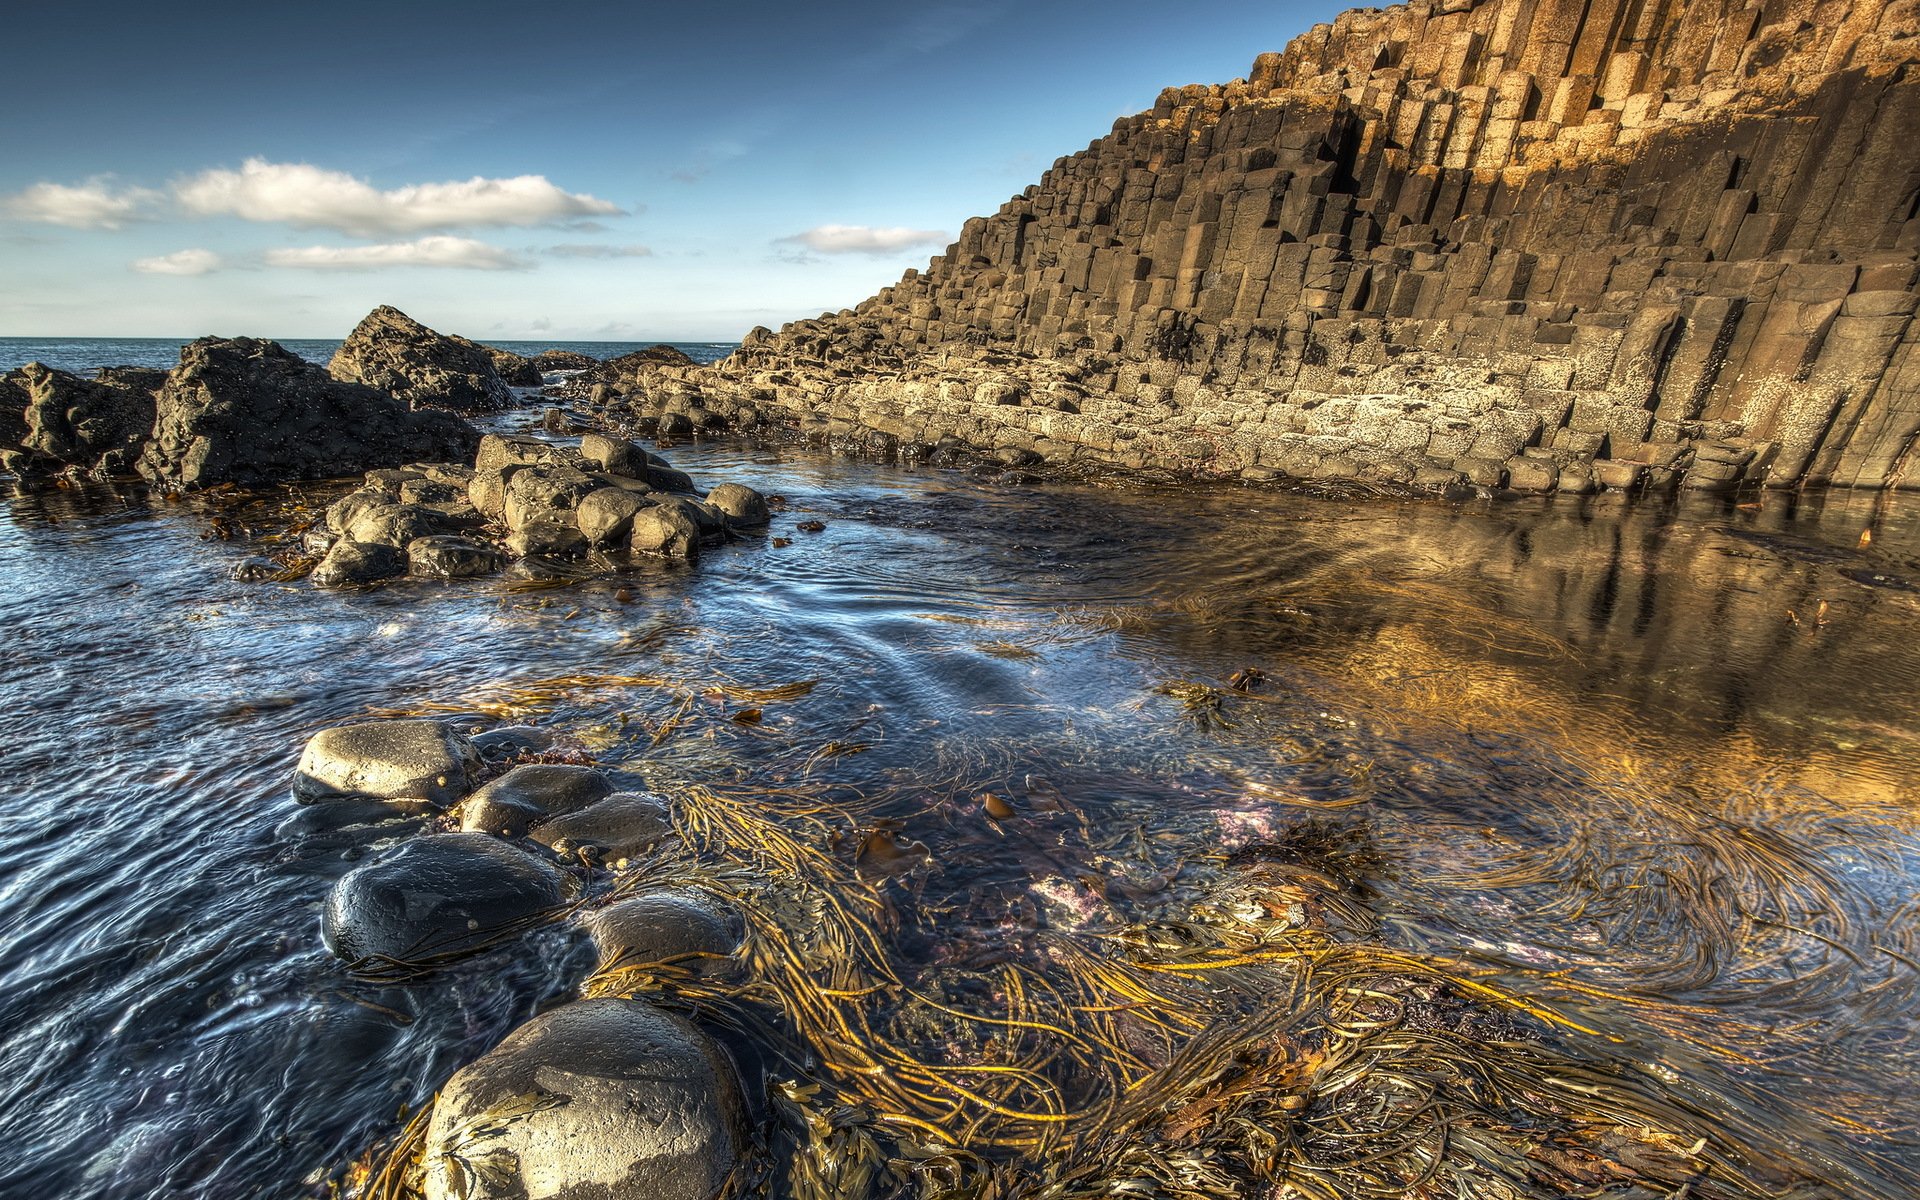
[576, 486, 653, 545]
[628, 504, 701, 560]
[505, 521, 589, 560]
[310, 539, 406, 588]
[295, 719, 481, 806]
[459, 763, 617, 837]
[421, 998, 743, 1200]
[531, 792, 674, 860]
[705, 482, 770, 527]
[407, 535, 501, 579]
[323, 832, 573, 964]
[586, 888, 740, 973]
[469, 725, 558, 762]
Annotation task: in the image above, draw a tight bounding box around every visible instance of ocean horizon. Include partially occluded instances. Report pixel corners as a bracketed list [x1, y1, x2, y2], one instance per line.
[0, 336, 739, 375]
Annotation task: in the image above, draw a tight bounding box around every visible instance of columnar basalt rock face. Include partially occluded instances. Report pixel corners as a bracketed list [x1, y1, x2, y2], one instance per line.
[631, 0, 1920, 490]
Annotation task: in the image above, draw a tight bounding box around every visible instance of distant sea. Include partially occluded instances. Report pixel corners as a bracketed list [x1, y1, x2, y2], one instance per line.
[0, 337, 739, 374]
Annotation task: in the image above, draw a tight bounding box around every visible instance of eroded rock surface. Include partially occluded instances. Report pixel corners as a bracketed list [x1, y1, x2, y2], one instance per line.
[0, 363, 161, 480]
[420, 998, 743, 1200]
[138, 338, 476, 489]
[328, 306, 517, 413]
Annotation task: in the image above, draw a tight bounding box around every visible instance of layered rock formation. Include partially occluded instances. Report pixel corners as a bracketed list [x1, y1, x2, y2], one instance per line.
[140, 338, 477, 489]
[327, 305, 521, 412]
[617, 0, 1920, 490]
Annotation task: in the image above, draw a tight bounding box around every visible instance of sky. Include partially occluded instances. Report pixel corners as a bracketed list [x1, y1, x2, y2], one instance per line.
[0, 0, 1344, 342]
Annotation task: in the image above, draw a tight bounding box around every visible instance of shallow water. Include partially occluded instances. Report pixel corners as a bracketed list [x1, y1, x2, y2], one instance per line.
[1, 437, 1916, 1198]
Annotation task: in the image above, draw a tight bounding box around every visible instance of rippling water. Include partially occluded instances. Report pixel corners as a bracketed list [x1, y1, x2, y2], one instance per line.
[1, 435, 1916, 1198]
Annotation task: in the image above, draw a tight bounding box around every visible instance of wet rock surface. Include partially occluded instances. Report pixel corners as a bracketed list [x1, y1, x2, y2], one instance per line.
[420, 998, 743, 1200]
[137, 337, 478, 490]
[0, 362, 161, 480]
[458, 763, 617, 837]
[327, 305, 518, 413]
[532, 792, 674, 860]
[586, 889, 739, 972]
[295, 719, 481, 806]
[322, 832, 573, 964]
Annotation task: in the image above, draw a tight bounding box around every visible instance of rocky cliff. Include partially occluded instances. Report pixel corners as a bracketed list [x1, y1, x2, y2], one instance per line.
[613, 0, 1920, 491]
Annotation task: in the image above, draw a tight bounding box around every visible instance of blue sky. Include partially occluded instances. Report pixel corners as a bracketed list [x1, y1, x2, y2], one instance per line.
[0, 1, 1342, 341]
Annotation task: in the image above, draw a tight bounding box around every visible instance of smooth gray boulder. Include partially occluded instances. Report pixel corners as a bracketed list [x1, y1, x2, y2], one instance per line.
[469, 725, 558, 762]
[323, 833, 572, 964]
[586, 889, 739, 973]
[420, 999, 743, 1200]
[327, 306, 515, 413]
[459, 764, 616, 837]
[310, 539, 407, 587]
[580, 432, 646, 478]
[576, 487, 653, 545]
[532, 792, 674, 860]
[295, 719, 481, 806]
[704, 483, 770, 528]
[138, 337, 476, 489]
[407, 535, 501, 578]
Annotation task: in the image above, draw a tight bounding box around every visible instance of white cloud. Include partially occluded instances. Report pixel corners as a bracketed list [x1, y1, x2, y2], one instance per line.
[778, 224, 950, 255]
[263, 235, 532, 271]
[543, 243, 653, 259]
[132, 248, 221, 275]
[175, 158, 624, 235]
[2, 179, 159, 229]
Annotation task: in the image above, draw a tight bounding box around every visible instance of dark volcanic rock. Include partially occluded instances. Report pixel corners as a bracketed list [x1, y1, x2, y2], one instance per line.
[328, 305, 515, 412]
[459, 763, 617, 837]
[531, 349, 598, 372]
[138, 337, 476, 489]
[452, 336, 541, 387]
[322, 832, 572, 964]
[0, 363, 161, 479]
[420, 998, 743, 1200]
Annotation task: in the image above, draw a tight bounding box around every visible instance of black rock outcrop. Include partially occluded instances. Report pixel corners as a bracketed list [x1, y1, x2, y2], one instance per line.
[327, 305, 518, 412]
[139, 337, 477, 489]
[0, 363, 163, 480]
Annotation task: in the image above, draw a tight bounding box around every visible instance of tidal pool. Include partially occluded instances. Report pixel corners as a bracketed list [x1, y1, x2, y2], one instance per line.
[1, 441, 1915, 1199]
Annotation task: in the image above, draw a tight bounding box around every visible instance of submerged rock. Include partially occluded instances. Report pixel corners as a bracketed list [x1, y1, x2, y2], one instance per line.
[531, 792, 674, 860]
[459, 763, 616, 837]
[138, 337, 476, 489]
[295, 719, 481, 806]
[327, 306, 515, 413]
[323, 833, 572, 964]
[310, 539, 407, 587]
[586, 889, 739, 973]
[407, 535, 502, 578]
[420, 998, 742, 1200]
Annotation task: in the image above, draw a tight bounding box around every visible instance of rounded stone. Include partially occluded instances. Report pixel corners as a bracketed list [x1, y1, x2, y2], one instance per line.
[586, 889, 740, 974]
[407, 535, 502, 579]
[704, 483, 770, 528]
[459, 764, 617, 837]
[421, 998, 743, 1200]
[531, 792, 674, 860]
[576, 487, 654, 546]
[295, 719, 481, 806]
[322, 833, 572, 964]
[310, 538, 406, 587]
[628, 505, 700, 560]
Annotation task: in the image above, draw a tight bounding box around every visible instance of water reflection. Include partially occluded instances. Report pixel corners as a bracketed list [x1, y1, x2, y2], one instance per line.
[0, 450, 1915, 1198]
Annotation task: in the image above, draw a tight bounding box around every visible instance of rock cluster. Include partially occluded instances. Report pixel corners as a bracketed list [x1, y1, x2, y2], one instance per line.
[298, 431, 770, 587]
[294, 717, 746, 1198]
[597, 0, 1919, 492]
[138, 338, 478, 490]
[327, 305, 523, 412]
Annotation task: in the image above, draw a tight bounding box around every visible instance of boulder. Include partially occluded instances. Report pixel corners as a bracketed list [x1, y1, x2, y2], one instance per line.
[470, 725, 558, 762]
[644, 457, 698, 495]
[475, 433, 569, 474]
[323, 833, 572, 964]
[408, 535, 502, 578]
[505, 521, 588, 559]
[310, 539, 407, 587]
[420, 999, 743, 1200]
[295, 719, 481, 805]
[450, 335, 541, 387]
[628, 504, 700, 560]
[576, 487, 653, 545]
[327, 306, 515, 413]
[459, 763, 616, 837]
[345, 502, 444, 548]
[704, 482, 770, 528]
[138, 338, 476, 489]
[0, 362, 161, 479]
[503, 464, 597, 531]
[586, 889, 739, 973]
[580, 432, 646, 478]
[532, 792, 674, 860]
[648, 494, 727, 538]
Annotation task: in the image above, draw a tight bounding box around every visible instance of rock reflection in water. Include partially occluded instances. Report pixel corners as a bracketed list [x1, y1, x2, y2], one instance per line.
[0, 448, 1915, 1199]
